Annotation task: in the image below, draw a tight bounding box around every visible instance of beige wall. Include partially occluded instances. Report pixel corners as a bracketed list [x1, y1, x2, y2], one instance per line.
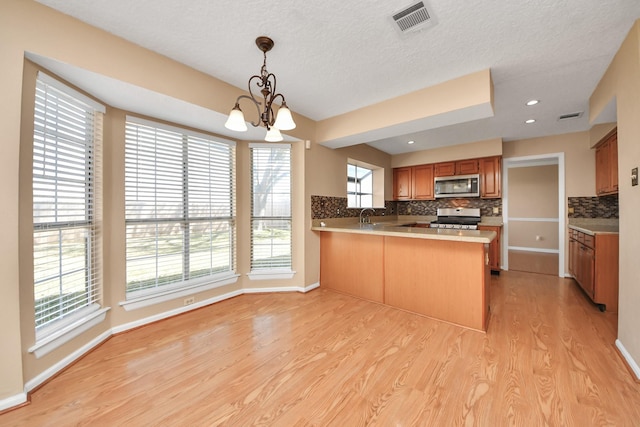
[392, 138, 502, 168]
[1, 0, 317, 402]
[507, 165, 559, 251]
[590, 21, 640, 375]
[508, 165, 559, 218]
[503, 131, 595, 197]
[508, 221, 559, 250]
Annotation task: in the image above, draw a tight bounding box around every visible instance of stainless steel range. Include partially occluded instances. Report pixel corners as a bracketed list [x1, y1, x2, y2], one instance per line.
[430, 208, 481, 230]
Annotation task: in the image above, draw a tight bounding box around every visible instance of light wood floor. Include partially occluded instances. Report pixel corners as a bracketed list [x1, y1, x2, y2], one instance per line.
[3, 271, 639, 426]
[508, 250, 559, 276]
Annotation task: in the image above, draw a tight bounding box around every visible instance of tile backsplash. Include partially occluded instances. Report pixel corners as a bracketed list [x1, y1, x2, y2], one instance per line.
[568, 195, 618, 218]
[311, 195, 502, 219]
[395, 198, 502, 217]
[312, 194, 619, 220]
[311, 195, 392, 219]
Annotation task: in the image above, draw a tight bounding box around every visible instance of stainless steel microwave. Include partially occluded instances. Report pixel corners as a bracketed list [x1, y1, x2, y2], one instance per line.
[434, 174, 480, 198]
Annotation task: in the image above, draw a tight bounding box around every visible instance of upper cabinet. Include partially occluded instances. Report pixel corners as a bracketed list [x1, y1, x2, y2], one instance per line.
[434, 159, 479, 177]
[393, 165, 435, 201]
[393, 167, 412, 200]
[412, 164, 435, 200]
[393, 156, 501, 200]
[595, 129, 618, 196]
[434, 162, 456, 177]
[456, 159, 480, 175]
[479, 156, 502, 199]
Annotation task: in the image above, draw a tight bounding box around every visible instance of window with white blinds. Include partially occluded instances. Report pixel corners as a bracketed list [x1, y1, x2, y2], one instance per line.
[33, 73, 105, 333]
[250, 143, 292, 271]
[125, 117, 236, 298]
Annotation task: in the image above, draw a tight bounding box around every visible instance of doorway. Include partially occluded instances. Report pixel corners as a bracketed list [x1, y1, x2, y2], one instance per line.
[502, 154, 565, 277]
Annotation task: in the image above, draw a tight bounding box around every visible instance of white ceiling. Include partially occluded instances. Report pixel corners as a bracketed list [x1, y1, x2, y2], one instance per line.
[34, 0, 640, 154]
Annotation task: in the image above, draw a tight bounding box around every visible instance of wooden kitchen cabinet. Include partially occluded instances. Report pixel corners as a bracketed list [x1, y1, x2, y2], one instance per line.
[479, 156, 502, 198]
[456, 159, 480, 175]
[568, 228, 618, 312]
[394, 155, 502, 200]
[393, 164, 434, 200]
[434, 159, 479, 177]
[412, 164, 434, 200]
[434, 162, 456, 177]
[478, 225, 501, 272]
[393, 167, 412, 200]
[595, 129, 618, 195]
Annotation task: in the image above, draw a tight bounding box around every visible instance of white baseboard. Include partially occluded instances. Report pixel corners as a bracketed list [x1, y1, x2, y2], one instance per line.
[616, 339, 640, 380]
[304, 282, 320, 292]
[244, 282, 319, 294]
[8, 283, 321, 413]
[0, 392, 28, 413]
[24, 329, 112, 394]
[112, 289, 244, 334]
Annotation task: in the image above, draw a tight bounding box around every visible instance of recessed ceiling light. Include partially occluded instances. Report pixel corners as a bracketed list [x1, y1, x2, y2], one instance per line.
[407, 140, 415, 144]
[525, 119, 536, 124]
[526, 100, 539, 106]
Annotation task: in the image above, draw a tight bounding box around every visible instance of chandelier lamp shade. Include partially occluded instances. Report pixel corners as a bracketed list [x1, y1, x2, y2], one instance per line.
[224, 36, 296, 142]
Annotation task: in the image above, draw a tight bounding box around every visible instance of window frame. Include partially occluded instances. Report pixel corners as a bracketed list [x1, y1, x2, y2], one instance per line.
[123, 116, 238, 306]
[30, 72, 109, 355]
[347, 162, 374, 208]
[248, 143, 294, 280]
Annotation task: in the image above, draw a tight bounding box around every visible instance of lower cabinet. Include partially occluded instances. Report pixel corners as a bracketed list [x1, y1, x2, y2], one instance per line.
[568, 228, 618, 312]
[478, 225, 501, 272]
[319, 231, 490, 331]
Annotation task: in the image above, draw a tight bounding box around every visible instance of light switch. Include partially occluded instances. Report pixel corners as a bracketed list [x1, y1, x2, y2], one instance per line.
[632, 167, 638, 186]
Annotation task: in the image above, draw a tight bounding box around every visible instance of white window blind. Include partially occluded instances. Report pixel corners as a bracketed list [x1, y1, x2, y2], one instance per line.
[347, 163, 373, 208]
[33, 73, 104, 333]
[250, 143, 292, 271]
[125, 117, 236, 298]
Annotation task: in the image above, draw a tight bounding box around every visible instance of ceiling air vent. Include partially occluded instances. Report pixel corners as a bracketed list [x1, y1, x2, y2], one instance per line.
[558, 111, 584, 121]
[391, 1, 436, 34]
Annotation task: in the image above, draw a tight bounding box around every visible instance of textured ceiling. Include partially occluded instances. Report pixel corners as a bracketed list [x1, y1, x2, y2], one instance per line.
[34, 0, 640, 154]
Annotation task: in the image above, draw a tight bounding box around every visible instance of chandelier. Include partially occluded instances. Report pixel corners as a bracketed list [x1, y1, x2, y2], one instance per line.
[224, 36, 296, 142]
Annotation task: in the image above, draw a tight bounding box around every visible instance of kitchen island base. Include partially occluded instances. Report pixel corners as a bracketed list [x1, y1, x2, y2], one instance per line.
[320, 231, 491, 331]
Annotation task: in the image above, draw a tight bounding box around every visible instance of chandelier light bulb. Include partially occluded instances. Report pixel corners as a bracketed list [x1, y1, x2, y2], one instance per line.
[224, 105, 248, 132]
[273, 104, 296, 131]
[265, 127, 283, 142]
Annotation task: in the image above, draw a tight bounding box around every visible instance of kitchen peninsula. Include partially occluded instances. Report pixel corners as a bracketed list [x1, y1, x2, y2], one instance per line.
[312, 221, 496, 332]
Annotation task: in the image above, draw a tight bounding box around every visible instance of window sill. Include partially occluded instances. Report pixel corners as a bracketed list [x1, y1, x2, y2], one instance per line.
[247, 269, 296, 281]
[120, 274, 240, 311]
[28, 306, 110, 359]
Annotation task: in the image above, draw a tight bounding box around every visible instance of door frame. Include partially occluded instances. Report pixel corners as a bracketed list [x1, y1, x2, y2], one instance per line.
[502, 153, 566, 277]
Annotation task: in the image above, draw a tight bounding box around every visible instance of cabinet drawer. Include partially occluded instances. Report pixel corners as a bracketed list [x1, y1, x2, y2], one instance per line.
[583, 234, 595, 249]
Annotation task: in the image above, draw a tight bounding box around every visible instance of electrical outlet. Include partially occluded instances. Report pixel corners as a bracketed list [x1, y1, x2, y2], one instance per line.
[568, 207, 575, 214]
[492, 207, 500, 214]
[184, 297, 195, 306]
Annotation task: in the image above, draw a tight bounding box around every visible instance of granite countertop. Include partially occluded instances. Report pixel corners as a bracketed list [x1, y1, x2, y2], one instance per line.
[568, 218, 619, 235]
[568, 224, 619, 235]
[311, 221, 496, 244]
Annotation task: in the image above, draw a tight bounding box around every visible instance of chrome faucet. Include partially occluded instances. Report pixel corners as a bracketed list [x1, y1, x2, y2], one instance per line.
[359, 208, 376, 224]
